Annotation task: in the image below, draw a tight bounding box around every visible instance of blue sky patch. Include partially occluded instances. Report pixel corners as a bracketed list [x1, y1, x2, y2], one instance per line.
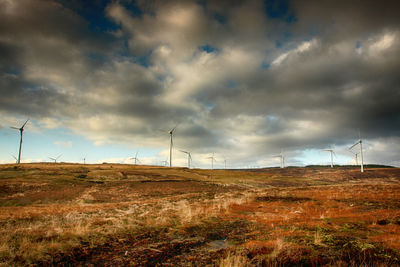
[264, 0, 297, 24]
[199, 44, 219, 53]
[261, 62, 271, 69]
[56, 0, 120, 32]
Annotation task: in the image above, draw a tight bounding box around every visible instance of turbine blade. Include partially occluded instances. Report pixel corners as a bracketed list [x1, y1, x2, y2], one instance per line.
[21, 119, 29, 129]
[349, 142, 359, 150]
[10, 126, 19, 130]
[171, 123, 179, 133]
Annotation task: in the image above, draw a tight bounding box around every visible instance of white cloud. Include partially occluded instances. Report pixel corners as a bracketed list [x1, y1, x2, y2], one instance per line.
[369, 32, 396, 53]
[271, 39, 317, 66]
[38, 117, 60, 129]
[54, 141, 72, 148]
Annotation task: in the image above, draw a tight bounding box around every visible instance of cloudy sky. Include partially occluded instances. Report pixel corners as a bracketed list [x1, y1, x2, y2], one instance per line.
[0, 0, 399, 168]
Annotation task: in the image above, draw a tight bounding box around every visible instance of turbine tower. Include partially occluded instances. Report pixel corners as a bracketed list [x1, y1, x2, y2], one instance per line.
[10, 119, 29, 164]
[82, 157, 86, 165]
[207, 153, 216, 169]
[274, 150, 285, 168]
[49, 154, 62, 163]
[323, 149, 335, 168]
[180, 150, 192, 168]
[349, 132, 364, 172]
[166, 125, 178, 167]
[131, 152, 140, 165]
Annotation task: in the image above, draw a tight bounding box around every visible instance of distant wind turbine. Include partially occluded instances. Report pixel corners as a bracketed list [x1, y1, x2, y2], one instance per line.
[223, 157, 227, 169]
[207, 153, 216, 169]
[49, 154, 62, 163]
[323, 148, 336, 168]
[82, 157, 86, 165]
[131, 152, 140, 165]
[161, 158, 168, 166]
[349, 150, 359, 165]
[274, 150, 285, 168]
[349, 131, 365, 172]
[10, 119, 29, 164]
[12, 155, 18, 164]
[179, 150, 192, 168]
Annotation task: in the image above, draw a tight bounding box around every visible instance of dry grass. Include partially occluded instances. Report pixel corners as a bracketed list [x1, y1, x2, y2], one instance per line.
[0, 163, 399, 265]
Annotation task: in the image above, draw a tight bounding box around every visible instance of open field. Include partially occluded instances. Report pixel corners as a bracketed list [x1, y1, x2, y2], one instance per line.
[1, 164, 400, 266]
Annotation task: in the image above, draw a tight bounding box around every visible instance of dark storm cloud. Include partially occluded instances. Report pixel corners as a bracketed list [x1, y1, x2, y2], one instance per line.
[0, 0, 118, 117]
[0, 0, 399, 166]
[292, 0, 400, 37]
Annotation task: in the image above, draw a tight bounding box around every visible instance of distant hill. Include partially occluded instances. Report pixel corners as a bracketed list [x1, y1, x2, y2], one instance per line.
[305, 164, 395, 168]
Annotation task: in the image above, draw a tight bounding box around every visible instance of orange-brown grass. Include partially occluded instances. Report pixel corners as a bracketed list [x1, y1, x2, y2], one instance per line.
[0, 164, 399, 266]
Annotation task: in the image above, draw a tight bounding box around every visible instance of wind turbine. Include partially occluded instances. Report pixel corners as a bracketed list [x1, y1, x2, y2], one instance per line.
[180, 150, 192, 168]
[349, 150, 359, 165]
[131, 152, 140, 165]
[12, 155, 18, 164]
[49, 154, 62, 163]
[323, 148, 335, 168]
[10, 119, 29, 164]
[161, 159, 168, 166]
[207, 153, 216, 169]
[349, 131, 364, 172]
[223, 157, 227, 169]
[274, 150, 285, 168]
[160, 125, 178, 167]
[82, 157, 86, 165]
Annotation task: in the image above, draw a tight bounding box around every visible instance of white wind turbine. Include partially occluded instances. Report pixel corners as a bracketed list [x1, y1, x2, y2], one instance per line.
[10, 119, 29, 164]
[161, 159, 168, 166]
[82, 156, 86, 165]
[274, 150, 285, 168]
[49, 154, 62, 163]
[180, 150, 192, 168]
[349, 150, 359, 165]
[160, 125, 178, 167]
[12, 155, 18, 164]
[349, 131, 365, 172]
[131, 152, 140, 165]
[207, 153, 216, 169]
[223, 157, 227, 169]
[323, 148, 336, 168]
